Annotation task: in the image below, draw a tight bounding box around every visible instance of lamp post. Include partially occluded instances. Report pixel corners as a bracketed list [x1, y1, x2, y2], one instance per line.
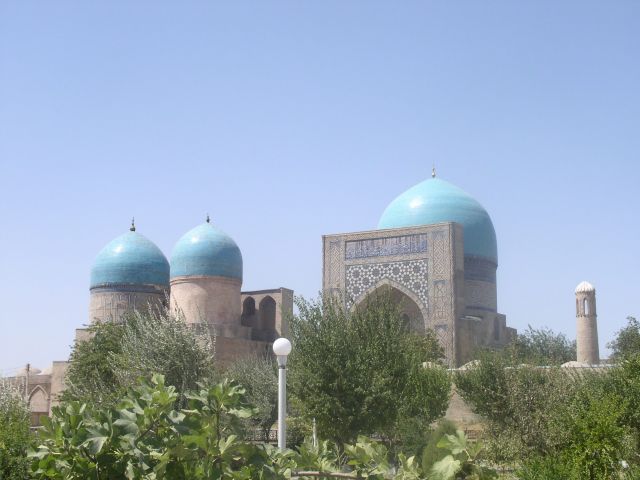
[272, 337, 291, 449]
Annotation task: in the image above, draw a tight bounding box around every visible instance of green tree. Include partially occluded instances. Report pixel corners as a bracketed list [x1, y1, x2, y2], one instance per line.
[609, 353, 640, 446]
[288, 293, 450, 447]
[63, 307, 215, 407]
[223, 354, 278, 441]
[63, 320, 126, 406]
[608, 316, 640, 361]
[0, 383, 31, 480]
[561, 385, 631, 480]
[488, 325, 576, 366]
[112, 308, 215, 401]
[455, 351, 582, 462]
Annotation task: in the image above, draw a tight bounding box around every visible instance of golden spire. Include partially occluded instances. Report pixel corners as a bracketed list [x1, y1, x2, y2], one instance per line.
[432, 165, 436, 178]
[130, 217, 136, 232]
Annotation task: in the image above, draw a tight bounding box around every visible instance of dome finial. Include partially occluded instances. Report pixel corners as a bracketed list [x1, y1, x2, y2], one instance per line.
[432, 165, 436, 178]
[206, 213, 210, 224]
[130, 217, 136, 232]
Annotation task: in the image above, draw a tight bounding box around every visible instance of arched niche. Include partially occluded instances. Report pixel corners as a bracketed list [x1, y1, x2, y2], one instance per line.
[29, 386, 49, 413]
[354, 281, 426, 334]
[259, 296, 277, 331]
[241, 297, 257, 327]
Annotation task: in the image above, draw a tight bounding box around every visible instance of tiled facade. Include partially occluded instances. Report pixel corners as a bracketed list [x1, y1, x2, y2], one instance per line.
[323, 222, 515, 367]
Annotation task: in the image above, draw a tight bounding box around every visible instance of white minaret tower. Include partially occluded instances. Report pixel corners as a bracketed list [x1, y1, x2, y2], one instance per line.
[575, 281, 599, 364]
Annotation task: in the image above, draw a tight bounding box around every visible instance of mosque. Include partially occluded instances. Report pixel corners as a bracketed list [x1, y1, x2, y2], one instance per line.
[4, 172, 601, 427]
[324, 170, 516, 367]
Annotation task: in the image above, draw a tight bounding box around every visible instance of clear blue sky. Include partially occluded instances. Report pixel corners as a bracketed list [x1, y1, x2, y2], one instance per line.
[1, 1, 638, 373]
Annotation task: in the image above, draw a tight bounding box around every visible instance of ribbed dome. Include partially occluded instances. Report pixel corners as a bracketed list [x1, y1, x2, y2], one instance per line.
[378, 177, 498, 263]
[575, 281, 595, 293]
[170, 222, 243, 280]
[90, 231, 170, 289]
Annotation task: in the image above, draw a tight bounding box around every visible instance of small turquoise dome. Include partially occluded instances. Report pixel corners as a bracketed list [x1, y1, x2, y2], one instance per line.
[377, 177, 498, 263]
[170, 222, 243, 280]
[90, 231, 170, 289]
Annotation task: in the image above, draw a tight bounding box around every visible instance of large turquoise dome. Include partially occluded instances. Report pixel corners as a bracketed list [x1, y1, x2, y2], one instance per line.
[170, 222, 243, 280]
[90, 230, 170, 289]
[377, 177, 498, 263]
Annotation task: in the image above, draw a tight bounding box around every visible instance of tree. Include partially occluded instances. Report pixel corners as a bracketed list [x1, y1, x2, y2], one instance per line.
[62, 319, 126, 406]
[0, 383, 30, 480]
[31, 373, 489, 480]
[223, 354, 278, 441]
[495, 325, 576, 366]
[455, 350, 582, 462]
[112, 308, 215, 402]
[288, 293, 450, 446]
[607, 316, 640, 361]
[63, 307, 215, 407]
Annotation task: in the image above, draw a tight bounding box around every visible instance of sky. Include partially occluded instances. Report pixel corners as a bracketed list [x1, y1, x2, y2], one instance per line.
[0, 1, 638, 373]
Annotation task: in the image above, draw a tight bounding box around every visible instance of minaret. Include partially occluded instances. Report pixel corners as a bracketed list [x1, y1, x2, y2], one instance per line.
[575, 281, 599, 364]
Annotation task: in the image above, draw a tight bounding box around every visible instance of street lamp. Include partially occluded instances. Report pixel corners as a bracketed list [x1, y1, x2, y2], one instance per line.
[273, 337, 291, 449]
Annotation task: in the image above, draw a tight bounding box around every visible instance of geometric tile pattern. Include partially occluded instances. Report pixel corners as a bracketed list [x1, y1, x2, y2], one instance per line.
[345, 259, 428, 309]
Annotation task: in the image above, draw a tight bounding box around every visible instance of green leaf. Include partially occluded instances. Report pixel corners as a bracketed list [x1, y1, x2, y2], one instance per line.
[437, 429, 467, 455]
[82, 434, 108, 455]
[429, 455, 461, 480]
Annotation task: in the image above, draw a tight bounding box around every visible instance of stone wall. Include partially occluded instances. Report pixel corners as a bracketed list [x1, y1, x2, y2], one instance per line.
[89, 285, 167, 323]
[241, 288, 293, 340]
[170, 276, 242, 325]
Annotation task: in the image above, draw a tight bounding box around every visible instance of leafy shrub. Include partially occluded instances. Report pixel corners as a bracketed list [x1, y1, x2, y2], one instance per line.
[63, 307, 215, 407]
[0, 384, 30, 480]
[421, 419, 458, 470]
[289, 293, 450, 446]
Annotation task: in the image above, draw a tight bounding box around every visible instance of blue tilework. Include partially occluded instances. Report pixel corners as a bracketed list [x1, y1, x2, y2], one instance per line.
[377, 178, 498, 263]
[170, 223, 243, 280]
[90, 231, 170, 288]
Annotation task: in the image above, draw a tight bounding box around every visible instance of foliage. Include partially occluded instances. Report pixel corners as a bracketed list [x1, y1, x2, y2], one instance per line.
[420, 420, 459, 470]
[560, 383, 631, 480]
[62, 319, 126, 406]
[477, 325, 576, 366]
[517, 382, 634, 480]
[392, 430, 496, 480]
[288, 293, 450, 446]
[455, 351, 582, 461]
[63, 307, 215, 407]
[608, 316, 640, 361]
[223, 354, 278, 440]
[113, 308, 215, 404]
[30, 374, 492, 480]
[428, 430, 497, 480]
[457, 347, 640, 478]
[510, 325, 576, 365]
[0, 383, 31, 480]
[609, 353, 640, 448]
[516, 453, 574, 480]
[30, 374, 286, 479]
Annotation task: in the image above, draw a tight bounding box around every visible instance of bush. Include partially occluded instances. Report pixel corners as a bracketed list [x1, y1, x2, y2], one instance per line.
[223, 355, 278, 440]
[420, 419, 458, 469]
[0, 383, 31, 480]
[63, 307, 215, 407]
[289, 293, 450, 447]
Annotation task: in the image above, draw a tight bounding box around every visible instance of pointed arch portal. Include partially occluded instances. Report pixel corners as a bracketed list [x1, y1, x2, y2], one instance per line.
[354, 280, 426, 334]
